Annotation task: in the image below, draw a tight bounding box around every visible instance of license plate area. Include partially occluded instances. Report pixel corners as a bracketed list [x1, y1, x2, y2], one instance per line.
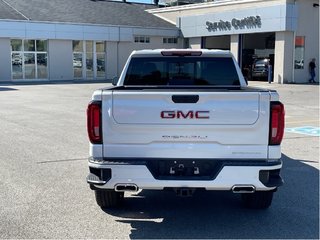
[146, 159, 222, 180]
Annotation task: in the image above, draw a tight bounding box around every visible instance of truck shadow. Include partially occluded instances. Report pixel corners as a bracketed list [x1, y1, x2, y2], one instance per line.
[103, 154, 319, 239]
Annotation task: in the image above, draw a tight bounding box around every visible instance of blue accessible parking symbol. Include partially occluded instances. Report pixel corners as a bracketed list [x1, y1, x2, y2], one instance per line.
[285, 126, 320, 137]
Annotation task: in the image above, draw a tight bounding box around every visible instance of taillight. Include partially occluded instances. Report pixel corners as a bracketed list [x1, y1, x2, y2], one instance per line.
[87, 101, 102, 144]
[269, 102, 285, 145]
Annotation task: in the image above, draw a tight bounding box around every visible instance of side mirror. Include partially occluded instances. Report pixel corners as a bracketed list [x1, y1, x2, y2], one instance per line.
[112, 77, 118, 86]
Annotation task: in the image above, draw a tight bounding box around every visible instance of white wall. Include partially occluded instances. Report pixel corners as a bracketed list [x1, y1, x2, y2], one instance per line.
[294, 0, 320, 83]
[0, 38, 11, 81]
[274, 31, 294, 83]
[230, 34, 239, 62]
[106, 42, 118, 80]
[48, 40, 73, 81]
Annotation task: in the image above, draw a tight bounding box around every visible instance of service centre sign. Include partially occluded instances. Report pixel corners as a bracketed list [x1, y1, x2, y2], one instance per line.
[179, 3, 297, 38]
[206, 16, 262, 32]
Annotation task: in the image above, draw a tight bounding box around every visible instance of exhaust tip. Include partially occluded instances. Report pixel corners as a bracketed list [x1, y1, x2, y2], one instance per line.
[115, 184, 139, 192]
[232, 185, 256, 193]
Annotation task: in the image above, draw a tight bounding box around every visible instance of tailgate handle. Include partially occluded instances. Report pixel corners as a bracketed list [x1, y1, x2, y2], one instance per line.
[172, 95, 199, 104]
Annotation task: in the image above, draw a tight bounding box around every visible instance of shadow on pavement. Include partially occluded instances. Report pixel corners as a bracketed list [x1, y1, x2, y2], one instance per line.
[0, 87, 18, 91]
[103, 154, 319, 239]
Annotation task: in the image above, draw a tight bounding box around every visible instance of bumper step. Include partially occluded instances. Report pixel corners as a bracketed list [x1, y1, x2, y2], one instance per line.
[86, 173, 107, 185]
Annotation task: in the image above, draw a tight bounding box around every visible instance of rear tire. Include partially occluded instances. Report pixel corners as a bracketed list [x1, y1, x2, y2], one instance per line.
[94, 190, 124, 208]
[241, 191, 274, 209]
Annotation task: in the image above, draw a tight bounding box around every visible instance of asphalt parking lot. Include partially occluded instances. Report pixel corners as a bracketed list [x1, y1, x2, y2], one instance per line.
[0, 81, 319, 239]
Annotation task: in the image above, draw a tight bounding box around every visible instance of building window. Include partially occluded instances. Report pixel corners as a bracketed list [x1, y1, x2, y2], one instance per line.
[73, 40, 106, 79]
[134, 36, 150, 43]
[295, 36, 305, 69]
[96, 41, 106, 78]
[86, 41, 94, 79]
[11, 39, 48, 80]
[73, 41, 83, 79]
[163, 37, 178, 44]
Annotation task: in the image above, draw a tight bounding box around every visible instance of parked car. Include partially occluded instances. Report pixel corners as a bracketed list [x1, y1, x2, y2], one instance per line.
[295, 59, 304, 69]
[73, 59, 82, 68]
[97, 59, 105, 71]
[12, 54, 22, 65]
[251, 58, 270, 80]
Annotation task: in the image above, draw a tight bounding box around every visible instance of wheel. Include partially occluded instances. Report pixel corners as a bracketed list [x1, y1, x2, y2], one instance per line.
[241, 191, 274, 209]
[94, 190, 124, 208]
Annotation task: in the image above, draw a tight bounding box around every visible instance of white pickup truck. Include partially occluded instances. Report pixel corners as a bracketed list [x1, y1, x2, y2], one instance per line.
[86, 49, 285, 209]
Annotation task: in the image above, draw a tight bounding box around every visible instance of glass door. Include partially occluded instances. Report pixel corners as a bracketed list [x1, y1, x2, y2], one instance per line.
[73, 40, 106, 80]
[86, 41, 94, 79]
[73, 41, 84, 79]
[96, 41, 106, 79]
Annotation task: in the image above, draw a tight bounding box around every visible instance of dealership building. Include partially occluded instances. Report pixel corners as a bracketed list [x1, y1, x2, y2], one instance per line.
[0, 0, 180, 82]
[0, 0, 319, 84]
[149, 0, 319, 84]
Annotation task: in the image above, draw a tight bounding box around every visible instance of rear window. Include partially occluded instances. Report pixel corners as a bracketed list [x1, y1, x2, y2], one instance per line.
[124, 57, 240, 86]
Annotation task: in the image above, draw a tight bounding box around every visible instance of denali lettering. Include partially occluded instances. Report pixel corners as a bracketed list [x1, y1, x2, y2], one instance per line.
[161, 111, 210, 119]
[162, 135, 208, 140]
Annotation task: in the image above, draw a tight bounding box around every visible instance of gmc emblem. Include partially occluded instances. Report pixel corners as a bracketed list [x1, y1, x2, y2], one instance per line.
[161, 110, 210, 119]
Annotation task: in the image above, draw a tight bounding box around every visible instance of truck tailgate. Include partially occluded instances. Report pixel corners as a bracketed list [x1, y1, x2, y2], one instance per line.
[102, 90, 271, 159]
[112, 92, 259, 125]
